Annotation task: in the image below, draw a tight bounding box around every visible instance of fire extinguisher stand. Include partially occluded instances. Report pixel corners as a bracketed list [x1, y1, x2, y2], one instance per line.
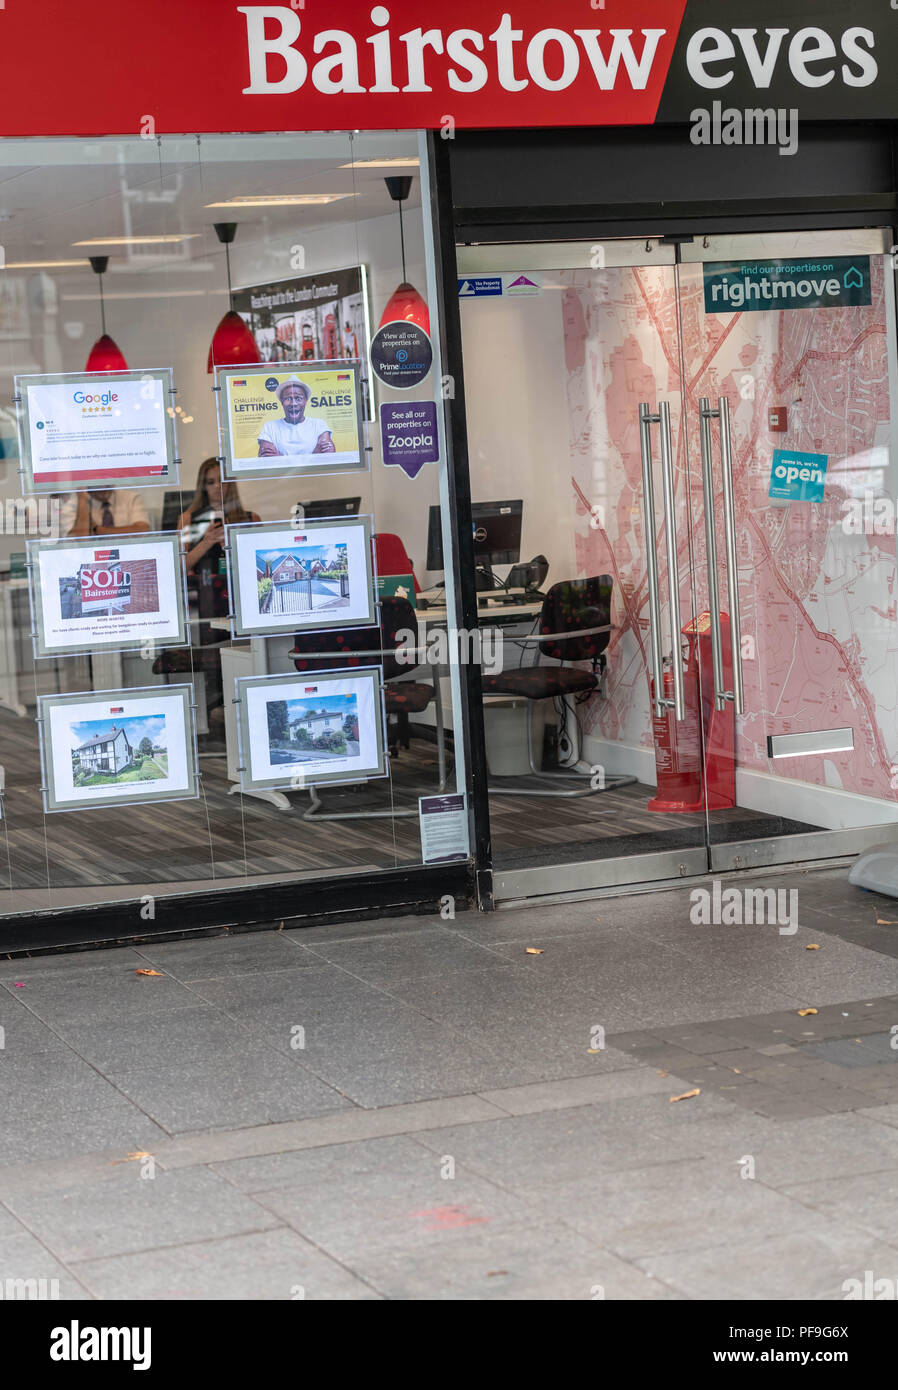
[648, 613, 736, 813]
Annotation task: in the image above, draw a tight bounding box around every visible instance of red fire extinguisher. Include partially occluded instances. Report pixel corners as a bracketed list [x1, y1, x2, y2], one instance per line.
[648, 649, 704, 812]
[321, 311, 338, 359]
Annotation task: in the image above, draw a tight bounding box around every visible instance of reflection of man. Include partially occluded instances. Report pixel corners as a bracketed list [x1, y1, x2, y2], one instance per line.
[61, 489, 149, 537]
[257, 377, 335, 457]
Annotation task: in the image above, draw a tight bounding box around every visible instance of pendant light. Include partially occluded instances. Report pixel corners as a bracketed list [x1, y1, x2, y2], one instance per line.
[84, 256, 129, 372]
[207, 222, 261, 373]
[378, 177, 430, 335]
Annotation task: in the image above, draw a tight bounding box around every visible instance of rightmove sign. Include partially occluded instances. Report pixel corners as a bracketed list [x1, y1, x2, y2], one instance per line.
[704, 257, 871, 314]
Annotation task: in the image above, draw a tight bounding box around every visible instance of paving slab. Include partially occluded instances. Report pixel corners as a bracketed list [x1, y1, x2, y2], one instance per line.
[5, 1166, 281, 1263]
[636, 1226, 898, 1301]
[72, 1226, 380, 1300]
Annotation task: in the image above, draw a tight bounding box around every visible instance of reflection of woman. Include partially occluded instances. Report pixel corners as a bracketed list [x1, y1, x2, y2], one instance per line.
[177, 457, 259, 714]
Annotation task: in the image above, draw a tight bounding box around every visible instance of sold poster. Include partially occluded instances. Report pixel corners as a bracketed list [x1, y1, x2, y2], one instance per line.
[29, 531, 187, 658]
[217, 361, 365, 481]
[17, 368, 176, 493]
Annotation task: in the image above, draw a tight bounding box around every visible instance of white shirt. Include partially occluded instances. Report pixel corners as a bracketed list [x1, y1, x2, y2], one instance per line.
[257, 416, 332, 455]
[60, 490, 149, 535]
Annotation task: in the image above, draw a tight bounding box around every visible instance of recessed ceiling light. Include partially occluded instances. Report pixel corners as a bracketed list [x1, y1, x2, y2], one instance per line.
[72, 235, 199, 246]
[2, 258, 89, 269]
[340, 157, 420, 169]
[205, 194, 355, 208]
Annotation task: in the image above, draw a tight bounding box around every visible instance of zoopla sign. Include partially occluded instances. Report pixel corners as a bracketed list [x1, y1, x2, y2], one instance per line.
[380, 401, 439, 480]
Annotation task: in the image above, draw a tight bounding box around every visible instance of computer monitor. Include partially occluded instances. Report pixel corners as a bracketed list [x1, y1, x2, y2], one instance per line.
[427, 500, 523, 571]
[160, 490, 185, 531]
[296, 496, 362, 521]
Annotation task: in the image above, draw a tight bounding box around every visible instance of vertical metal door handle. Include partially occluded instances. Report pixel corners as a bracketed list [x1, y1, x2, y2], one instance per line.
[639, 400, 667, 717]
[717, 396, 744, 714]
[639, 403, 666, 719]
[698, 396, 744, 715]
[657, 400, 686, 721]
[639, 402, 685, 721]
[698, 396, 727, 711]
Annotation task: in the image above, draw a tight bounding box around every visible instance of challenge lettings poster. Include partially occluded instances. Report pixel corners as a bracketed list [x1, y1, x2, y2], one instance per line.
[219, 363, 364, 480]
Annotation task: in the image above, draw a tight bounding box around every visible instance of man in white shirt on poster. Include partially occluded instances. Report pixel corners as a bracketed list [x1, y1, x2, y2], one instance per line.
[257, 377, 335, 457]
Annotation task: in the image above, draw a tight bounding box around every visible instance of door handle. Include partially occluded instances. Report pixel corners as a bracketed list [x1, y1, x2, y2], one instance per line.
[639, 401, 685, 721]
[699, 396, 744, 714]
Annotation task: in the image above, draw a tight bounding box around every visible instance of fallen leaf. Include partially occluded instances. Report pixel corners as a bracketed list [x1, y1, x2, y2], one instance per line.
[875, 914, 898, 925]
[487, 1270, 508, 1278]
[587, 1048, 601, 1054]
[135, 968, 163, 977]
[797, 1008, 818, 1017]
[110, 1151, 154, 1164]
[669, 1088, 701, 1104]
[656, 1070, 669, 1078]
[733, 1069, 741, 1075]
[806, 944, 820, 951]
[525, 948, 544, 955]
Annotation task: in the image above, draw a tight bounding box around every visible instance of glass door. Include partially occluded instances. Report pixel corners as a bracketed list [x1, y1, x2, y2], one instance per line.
[457, 238, 712, 898]
[457, 229, 898, 903]
[678, 230, 898, 870]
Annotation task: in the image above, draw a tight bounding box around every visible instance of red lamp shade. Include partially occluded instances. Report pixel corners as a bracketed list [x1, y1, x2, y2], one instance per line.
[207, 310, 262, 373]
[378, 282, 430, 335]
[85, 334, 128, 373]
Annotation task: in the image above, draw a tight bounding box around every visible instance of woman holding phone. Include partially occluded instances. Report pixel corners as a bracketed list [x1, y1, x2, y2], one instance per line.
[173, 457, 259, 720]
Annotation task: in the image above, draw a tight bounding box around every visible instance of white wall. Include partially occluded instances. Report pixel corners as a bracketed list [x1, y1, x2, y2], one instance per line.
[458, 289, 580, 587]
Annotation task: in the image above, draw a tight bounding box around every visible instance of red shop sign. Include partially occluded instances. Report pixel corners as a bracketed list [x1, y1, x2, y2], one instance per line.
[0, 2, 892, 137]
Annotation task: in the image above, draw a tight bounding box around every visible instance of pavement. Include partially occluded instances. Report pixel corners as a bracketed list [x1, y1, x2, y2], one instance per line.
[2, 861, 898, 1300]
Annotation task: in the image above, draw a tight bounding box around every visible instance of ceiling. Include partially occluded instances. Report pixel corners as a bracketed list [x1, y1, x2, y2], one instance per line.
[0, 131, 421, 279]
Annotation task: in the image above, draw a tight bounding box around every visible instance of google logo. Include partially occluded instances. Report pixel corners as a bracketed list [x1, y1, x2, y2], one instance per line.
[74, 391, 118, 406]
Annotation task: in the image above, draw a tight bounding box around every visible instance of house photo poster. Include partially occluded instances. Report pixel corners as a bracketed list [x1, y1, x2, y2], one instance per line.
[16, 368, 178, 494]
[228, 514, 375, 638]
[28, 531, 188, 658]
[216, 361, 365, 481]
[235, 667, 386, 792]
[38, 685, 198, 813]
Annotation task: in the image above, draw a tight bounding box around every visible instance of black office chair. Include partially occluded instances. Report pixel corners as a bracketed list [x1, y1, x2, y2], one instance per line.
[480, 575, 634, 798]
[290, 596, 447, 819]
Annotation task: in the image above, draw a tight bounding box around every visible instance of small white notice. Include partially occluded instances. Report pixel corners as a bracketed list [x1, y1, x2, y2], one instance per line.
[419, 793, 469, 864]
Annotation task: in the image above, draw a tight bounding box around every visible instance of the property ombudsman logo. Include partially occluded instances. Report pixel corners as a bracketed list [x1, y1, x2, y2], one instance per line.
[50, 1321, 151, 1371]
[690, 879, 798, 935]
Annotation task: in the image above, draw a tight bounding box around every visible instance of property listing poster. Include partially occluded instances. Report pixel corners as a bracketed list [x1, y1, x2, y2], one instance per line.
[18, 369, 175, 492]
[219, 362, 364, 480]
[231, 265, 371, 416]
[229, 515, 375, 637]
[237, 668, 386, 791]
[29, 531, 186, 658]
[39, 685, 197, 813]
